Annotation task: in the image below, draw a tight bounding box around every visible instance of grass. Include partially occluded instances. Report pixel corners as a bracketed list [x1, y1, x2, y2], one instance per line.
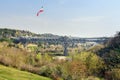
[0, 65, 51, 80]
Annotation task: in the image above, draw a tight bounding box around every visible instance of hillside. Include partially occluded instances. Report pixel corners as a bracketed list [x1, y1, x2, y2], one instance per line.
[0, 28, 60, 38]
[0, 28, 38, 38]
[97, 32, 120, 69]
[0, 65, 51, 80]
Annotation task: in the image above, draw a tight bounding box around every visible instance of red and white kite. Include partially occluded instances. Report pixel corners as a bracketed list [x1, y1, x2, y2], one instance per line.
[37, 7, 44, 16]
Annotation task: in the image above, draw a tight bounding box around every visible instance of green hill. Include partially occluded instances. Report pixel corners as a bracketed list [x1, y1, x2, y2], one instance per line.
[0, 65, 51, 80]
[0, 28, 60, 38]
[0, 28, 37, 38]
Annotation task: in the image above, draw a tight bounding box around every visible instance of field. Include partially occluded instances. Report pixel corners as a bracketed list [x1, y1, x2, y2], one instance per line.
[0, 65, 51, 80]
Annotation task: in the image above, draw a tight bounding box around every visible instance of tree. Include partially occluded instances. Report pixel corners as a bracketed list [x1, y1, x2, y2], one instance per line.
[61, 60, 87, 80]
[73, 52, 105, 76]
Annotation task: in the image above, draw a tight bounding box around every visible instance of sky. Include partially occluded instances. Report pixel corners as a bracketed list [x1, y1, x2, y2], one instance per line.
[0, 0, 120, 37]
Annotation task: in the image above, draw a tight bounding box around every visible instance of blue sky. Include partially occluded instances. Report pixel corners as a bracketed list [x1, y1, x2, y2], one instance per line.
[0, 0, 120, 37]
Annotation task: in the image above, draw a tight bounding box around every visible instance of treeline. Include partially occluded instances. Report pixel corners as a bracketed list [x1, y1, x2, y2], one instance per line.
[0, 28, 61, 44]
[0, 28, 60, 38]
[0, 28, 37, 38]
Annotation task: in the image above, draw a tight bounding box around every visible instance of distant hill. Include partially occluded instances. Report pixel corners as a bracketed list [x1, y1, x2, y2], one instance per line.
[0, 28, 60, 38]
[40, 33, 60, 38]
[0, 28, 110, 44]
[0, 28, 37, 38]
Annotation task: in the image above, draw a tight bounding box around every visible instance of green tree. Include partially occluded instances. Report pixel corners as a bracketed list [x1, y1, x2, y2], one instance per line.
[73, 52, 105, 76]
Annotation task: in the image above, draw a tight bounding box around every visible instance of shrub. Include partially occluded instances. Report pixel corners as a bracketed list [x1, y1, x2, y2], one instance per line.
[60, 61, 87, 80]
[105, 69, 120, 80]
[103, 50, 120, 69]
[39, 64, 59, 79]
[73, 52, 105, 76]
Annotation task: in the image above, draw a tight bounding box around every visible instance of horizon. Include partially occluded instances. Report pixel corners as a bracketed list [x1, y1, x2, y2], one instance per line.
[0, 0, 120, 37]
[0, 27, 113, 38]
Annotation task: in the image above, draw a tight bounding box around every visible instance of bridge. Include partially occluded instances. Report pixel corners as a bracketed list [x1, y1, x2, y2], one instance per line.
[13, 36, 110, 56]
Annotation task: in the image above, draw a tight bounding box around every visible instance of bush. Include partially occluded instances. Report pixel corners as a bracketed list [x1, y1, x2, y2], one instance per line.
[103, 50, 120, 69]
[39, 64, 61, 80]
[59, 60, 87, 80]
[105, 69, 120, 80]
[73, 52, 105, 76]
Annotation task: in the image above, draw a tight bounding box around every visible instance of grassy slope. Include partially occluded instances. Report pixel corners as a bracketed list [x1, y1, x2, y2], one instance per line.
[0, 65, 51, 80]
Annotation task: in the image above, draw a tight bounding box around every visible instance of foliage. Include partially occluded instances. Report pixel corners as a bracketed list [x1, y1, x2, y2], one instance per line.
[103, 50, 120, 69]
[36, 53, 42, 61]
[105, 68, 120, 80]
[96, 32, 120, 79]
[107, 32, 120, 49]
[98, 32, 120, 68]
[73, 52, 105, 76]
[0, 28, 37, 37]
[39, 64, 63, 80]
[0, 38, 13, 43]
[0, 45, 39, 73]
[87, 44, 104, 53]
[61, 61, 87, 80]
